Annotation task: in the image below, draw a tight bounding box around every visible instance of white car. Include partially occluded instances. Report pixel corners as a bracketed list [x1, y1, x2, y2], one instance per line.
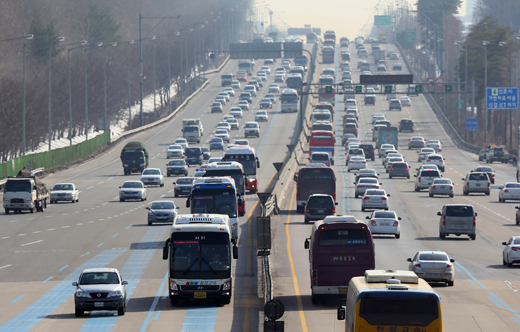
[269, 84, 280, 93]
[503, 236, 520, 267]
[424, 153, 446, 172]
[217, 122, 231, 131]
[378, 144, 395, 158]
[371, 113, 385, 124]
[255, 110, 269, 122]
[499, 182, 520, 202]
[215, 129, 230, 143]
[208, 157, 222, 164]
[224, 87, 235, 97]
[222, 115, 234, 122]
[426, 139, 442, 151]
[261, 66, 271, 74]
[400, 96, 411, 107]
[215, 96, 227, 105]
[345, 137, 360, 148]
[417, 148, 435, 161]
[230, 108, 243, 118]
[265, 93, 277, 104]
[227, 118, 239, 130]
[366, 210, 401, 238]
[383, 153, 403, 167]
[167, 144, 184, 158]
[347, 156, 367, 172]
[361, 189, 390, 212]
[237, 101, 250, 111]
[257, 71, 267, 81]
[174, 138, 188, 149]
[50, 183, 79, 204]
[217, 92, 230, 102]
[244, 121, 260, 138]
[119, 181, 147, 202]
[140, 168, 165, 187]
[231, 81, 241, 89]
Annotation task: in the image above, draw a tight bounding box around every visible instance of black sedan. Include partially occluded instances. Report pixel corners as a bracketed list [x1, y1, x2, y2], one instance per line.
[166, 159, 188, 177]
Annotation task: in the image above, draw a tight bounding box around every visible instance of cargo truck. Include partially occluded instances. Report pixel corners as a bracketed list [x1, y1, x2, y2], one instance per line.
[3, 167, 49, 214]
[182, 118, 203, 143]
[377, 126, 398, 150]
[120, 141, 149, 175]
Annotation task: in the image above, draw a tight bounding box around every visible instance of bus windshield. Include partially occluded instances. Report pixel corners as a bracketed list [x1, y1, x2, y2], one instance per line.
[204, 169, 245, 195]
[191, 188, 237, 218]
[281, 94, 298, 103]
[300, 168, 334, 181]
[359, 295, 439, 326]
[170, 232, 231, 279]
[222, 154, 257, 175]
[319, 229, 368, 246]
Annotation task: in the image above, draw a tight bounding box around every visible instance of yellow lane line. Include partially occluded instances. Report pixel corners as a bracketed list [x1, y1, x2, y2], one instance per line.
[286, 185, 309, 332]
[243, 200, 259, 332]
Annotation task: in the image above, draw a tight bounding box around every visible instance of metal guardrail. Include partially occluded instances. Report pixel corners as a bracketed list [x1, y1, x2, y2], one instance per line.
[264, 194, 278, 216]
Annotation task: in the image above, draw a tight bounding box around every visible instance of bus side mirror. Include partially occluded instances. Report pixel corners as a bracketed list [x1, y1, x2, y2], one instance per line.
[337, 301, 346, 320]
[257, 159, 260, 168]
[162, 239, 170, 260]
[294, 173, 298, 181]
[304, 238, 310, 249]
[186, 196, 191, 208]
[233, 245, 239, 259]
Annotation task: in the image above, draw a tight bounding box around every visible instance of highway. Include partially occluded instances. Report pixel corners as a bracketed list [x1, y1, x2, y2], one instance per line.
[0, 44, 313, 331]
[272, 40, 520, 332]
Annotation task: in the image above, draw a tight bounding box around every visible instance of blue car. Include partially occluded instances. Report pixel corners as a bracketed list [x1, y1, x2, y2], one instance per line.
[210, 137, 224, 151]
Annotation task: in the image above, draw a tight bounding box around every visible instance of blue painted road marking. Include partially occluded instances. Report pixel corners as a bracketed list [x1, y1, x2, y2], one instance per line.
[41, 277, 53, 284]
[58, 265, 68, 272]
[139, 272, 168, 332]
[181, 307, 218, 332]
[257, 102, 280, 153]
[10, 295, 24, 304]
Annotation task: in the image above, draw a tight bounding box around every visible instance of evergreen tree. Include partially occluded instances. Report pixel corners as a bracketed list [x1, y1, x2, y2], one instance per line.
[82, 2, 121, 44]
[29, 15, 61, 61]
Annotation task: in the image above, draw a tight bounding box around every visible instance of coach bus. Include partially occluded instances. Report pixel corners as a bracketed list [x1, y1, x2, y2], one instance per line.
[324, 30, 336, 43]
[162, 214, 239, 305]
[280, 88, 299, 113]
[203, 162, 246, 216]
[304, 216, 375, 304]
[309, 130, 335, 165]
[337, 270, 443, 332]
[306, 32, 318, 43]
[322, 46, 335, 64]
[222, 146, 260, 194]
[186, 177, 239, 239]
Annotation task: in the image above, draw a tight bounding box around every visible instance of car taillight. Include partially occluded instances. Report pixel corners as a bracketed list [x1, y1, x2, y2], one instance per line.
[426, 160, 430, 162]
[305, 207, 310, 213]
[364, 197, 370, 200]
[446, 263, 453, 268]
[450, 185, 453, 189]
[375, 185, 380, 189]
[332, 207, 336, 214]
[333, 192, 336, 200]
[488, 182, 490, 187]
[312, 269, 317, 286]
[443, 215, 446, 225]
[405, 168, 409, 171]
[363, 161, 367, 163]
[491, 174, 495, 177]
[371, 220, 377, 226]
[473, 216, 476, 226]
[392, 221, 399, 227]
[505, 189, 509, 193]
[467, 182, 470, 187]
[297, 193, 300, 200]
[414, 263, 421, 267]
[418, 177, 421, 182]
[381, 197, 387, 200]
[432, 186, 436, 189]
[512, 247, 520, 251]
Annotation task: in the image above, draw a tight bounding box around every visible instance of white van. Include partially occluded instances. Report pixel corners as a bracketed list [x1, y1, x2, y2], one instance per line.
[311, 110, 332, 124]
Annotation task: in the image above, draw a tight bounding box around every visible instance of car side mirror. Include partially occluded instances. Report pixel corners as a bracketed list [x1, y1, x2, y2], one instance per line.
[119, 186, 122, 188]
[502, 242, 508, 245]
[176, 206, 180, 209]
[437, 212, 442, 216]
[122, 280, 128, 285]
[387, 194, 391, 197]
[407, 258, 412, 262]
[379, 183, 382, 185]
[413, 175, 417, 177]
[146, 207, 150, 210]
[450, 259, 455, 263]
[365, 216, 370, 219]
[337, 306, 346, 321]
[163, 239, 170, 260]
[173, 182, 176, 184]
[462, 178, 465, 181]
[475, 212, 477, 216]
[499, 187, 503, 189]
[186, 197, 191, 208]
[233, 245, 239, 259]
[398, 217, 402, 220]
[72, 281, 78, 286]
[304, 238, 310, 249]
[516, 206, 520, 210]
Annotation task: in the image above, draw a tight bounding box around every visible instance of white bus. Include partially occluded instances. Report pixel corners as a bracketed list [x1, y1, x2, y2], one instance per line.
[222, 146, 260, 194]
[162, 214, 239, 305]
[281, 88, 299, 113]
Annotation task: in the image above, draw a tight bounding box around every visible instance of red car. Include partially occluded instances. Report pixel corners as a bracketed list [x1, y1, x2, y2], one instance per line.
[237, 74, 247, 82]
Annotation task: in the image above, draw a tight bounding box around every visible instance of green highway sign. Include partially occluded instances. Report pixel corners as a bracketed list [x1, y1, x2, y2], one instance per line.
[397, 33, 401, 39]
[405, 29, 415, 44]
[445, 85, 452, 92]
[355, 86, 363, 93]
[325, 86, 333, 93]
[384, 85, 392, 93]
[415, 85, 422, 93]
[374, 15, 392, 27]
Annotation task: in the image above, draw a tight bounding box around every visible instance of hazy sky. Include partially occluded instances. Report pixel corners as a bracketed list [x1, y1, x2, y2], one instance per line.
[257, 0, 468, 38]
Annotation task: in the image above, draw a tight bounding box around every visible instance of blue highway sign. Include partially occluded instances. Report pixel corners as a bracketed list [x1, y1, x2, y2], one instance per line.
[486, 87, 518, 109]
[465, 118, 478, 132]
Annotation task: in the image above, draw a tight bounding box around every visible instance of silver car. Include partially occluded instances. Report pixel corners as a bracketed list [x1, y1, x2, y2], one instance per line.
[73, 268, 128, 317]
[215, 129, 230, 143]
[361, 189, 390, 211]
[418, 148, 435, 161]
[146, 200, 179, 225]
[499, 182, 520, 202]
[407, 251, 455, 286]
[355, 178, 381, 198]
[366, 210, 401, 238]
[462, 172, 490, 196]
[502, 236, 520, 267]
[119, 181, 147, 202]
[438, 204, 477, 240]
[50, 183, 79, 204]
[429, 178, 454, 198]
[167, 144, 184, 158]
[140, 168, 164, 187]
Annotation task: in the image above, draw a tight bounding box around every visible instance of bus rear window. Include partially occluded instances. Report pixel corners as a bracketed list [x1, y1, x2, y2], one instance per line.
[360, 296, 439, 326]
[311, 135, 333, 141]
[318, 229, 368, 246]
[300, 169, 333, 180]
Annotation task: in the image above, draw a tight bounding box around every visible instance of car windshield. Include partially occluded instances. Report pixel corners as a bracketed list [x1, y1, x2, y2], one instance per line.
[469, 173, 488, 180]
[421, 149, 435, 153]
[428, 155, 442, 160]
[245, 123, 258, 128]
[359, 178, 378, 184]
[215, 130, 227, 135]
[53, 184, 74, 191]
[312, 154, 329, 160]
[143, 169, 160, 175]
[476, 167, 492, 172]
[169, 160, 186, 166]
[177, 178, 194, 185]
[359, 170, 376, 175]
[151, 202, 175, 209]
[261, 99, 271, 103]
[80, 272, 119, 285]
[373, 211, 396, 218]
[366, 190, 384, 195]
[421, 170, 441, 177]
[175, 139, 186, 144]
[419, 253, 448, 261]
[169, 145, 181, 150]
[411, 137, 423, 141]
[122, 182, 143, 188]
[211, 138, 222, 143]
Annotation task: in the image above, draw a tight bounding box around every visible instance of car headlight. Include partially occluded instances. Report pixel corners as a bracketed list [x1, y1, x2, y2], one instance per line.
[170, 279, 178, 290]
[76, 289, 90, 298]
[109, 289, 124, 297]
[170, 210, 177, 215]
[222, 279, 231, 291]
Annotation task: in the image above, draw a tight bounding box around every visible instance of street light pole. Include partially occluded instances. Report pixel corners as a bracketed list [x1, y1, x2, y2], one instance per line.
[84, 42, 103, 141]
[47, 36, 65, 151]
[482, 41, 490, 144]
[152, 36, 157, 121]
[122, 40, 135, 129]
[67, 41, 88, 146]
[103, 42, 117, 132]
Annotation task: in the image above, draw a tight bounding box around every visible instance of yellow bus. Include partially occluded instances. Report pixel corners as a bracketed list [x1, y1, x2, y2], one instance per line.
[337, 270, 442, 332]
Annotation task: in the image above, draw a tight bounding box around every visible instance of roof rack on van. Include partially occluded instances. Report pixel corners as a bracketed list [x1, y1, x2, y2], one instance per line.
[364, 270, 418, 284]
[323, 215, 359, 223]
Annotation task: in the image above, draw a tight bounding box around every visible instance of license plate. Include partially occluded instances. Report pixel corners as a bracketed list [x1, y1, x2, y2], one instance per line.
[441, 186, 445, 189]
[317, 209, 325, 213]
[476, 184, 481, 187]
[338, 288, 348, 294]
[194, 292, 206, 299]
[381, 223, 389, 226]
[94, 302, 104, 307]
[426, 273, 441, 278]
